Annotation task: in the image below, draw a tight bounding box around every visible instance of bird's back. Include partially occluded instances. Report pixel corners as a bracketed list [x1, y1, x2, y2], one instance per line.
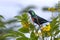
[32, 15, 48, 24]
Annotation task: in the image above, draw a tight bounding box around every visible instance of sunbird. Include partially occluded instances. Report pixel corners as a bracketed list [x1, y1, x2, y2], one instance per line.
[28, 10, 49, 25]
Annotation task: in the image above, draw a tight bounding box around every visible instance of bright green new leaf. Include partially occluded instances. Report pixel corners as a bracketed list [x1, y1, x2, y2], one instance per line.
[19, 27, 29, 33]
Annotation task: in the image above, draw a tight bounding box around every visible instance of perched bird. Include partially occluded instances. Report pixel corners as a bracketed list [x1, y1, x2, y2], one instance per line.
[28, 10, 49, 25]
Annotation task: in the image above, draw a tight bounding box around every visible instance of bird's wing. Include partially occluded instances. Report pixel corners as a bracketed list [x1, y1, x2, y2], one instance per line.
[36, 15, 48, 24]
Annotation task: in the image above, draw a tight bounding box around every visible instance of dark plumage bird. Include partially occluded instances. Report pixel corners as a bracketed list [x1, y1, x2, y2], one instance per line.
[28, 10, 49, 25]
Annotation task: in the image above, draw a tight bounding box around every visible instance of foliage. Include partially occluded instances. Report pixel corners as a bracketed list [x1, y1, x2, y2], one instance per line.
[15, 13, 38, 40]
[0, 2, 60, 40]
[42, 2, 60, 40]
[0, 15, 19, 40]
[0, 12, 60, 40]
[15, 12, 60, 40]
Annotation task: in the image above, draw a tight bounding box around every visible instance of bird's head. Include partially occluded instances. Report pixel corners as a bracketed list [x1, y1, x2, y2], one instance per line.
[28, 10, 36, 17]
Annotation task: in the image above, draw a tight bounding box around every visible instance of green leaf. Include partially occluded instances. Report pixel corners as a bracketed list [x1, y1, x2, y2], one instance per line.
[2, 33, 16, 37]
[29, 23, 35, 31]
[50, 17, 58, 33]
[15, 13, 29, 22]
[19, 27, 29, 33]
[8, 31, 25, 37]
[42, 7, 49, 11]
[0, 15, 4, 19]
[50, 17, 58, 27]
[54, 30, 60, 36]
[16, 37, 29, 40]
[30, 31, 38, 40]
[2, 30, 25, 37]
[21, 13, 29, 21]
[53, 24, 59, 31]
[0, 20, 5, 28]
[0, 36, 6, 40]
[54, 38, 60, 40]
[15, 16, 22, 20]
[5, 19, 18, 24]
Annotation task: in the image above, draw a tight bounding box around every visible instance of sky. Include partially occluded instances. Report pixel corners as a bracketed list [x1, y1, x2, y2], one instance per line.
[0, 0, 58, 20]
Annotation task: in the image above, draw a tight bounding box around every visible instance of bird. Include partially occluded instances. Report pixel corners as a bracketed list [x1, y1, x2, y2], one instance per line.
[28, 10, 49, 25]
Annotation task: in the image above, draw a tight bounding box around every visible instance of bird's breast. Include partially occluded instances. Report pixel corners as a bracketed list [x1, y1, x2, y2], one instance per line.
[32, 18, 35, 21]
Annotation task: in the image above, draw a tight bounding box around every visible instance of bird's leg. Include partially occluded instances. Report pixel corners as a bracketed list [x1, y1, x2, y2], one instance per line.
[35, 25, 42, 34]
[35, 16, 42, 33]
